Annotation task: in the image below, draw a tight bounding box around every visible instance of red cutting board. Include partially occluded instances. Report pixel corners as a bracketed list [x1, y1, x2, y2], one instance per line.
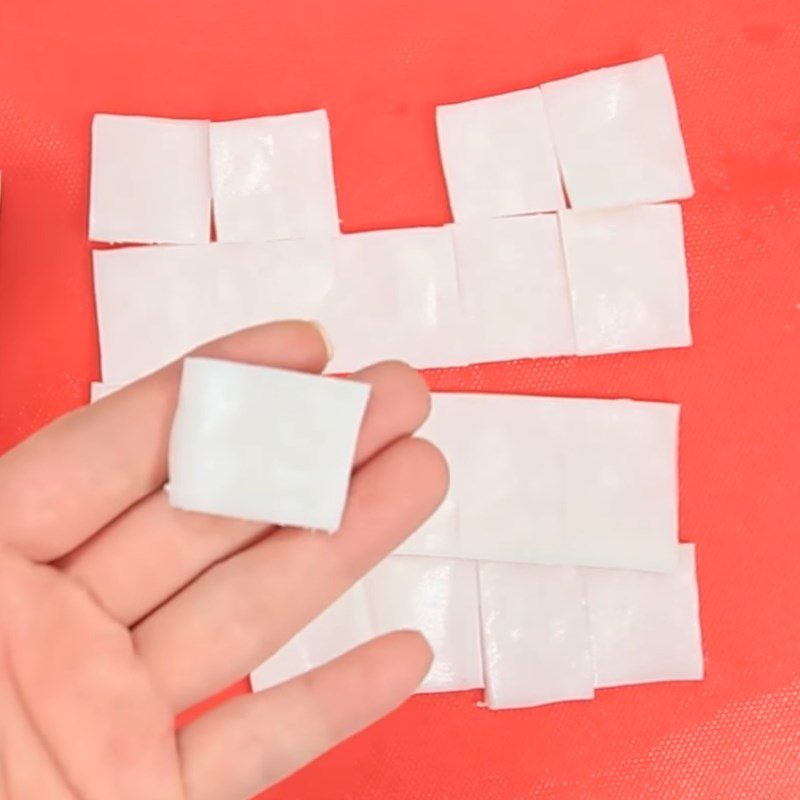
[1, 1, 799, 798]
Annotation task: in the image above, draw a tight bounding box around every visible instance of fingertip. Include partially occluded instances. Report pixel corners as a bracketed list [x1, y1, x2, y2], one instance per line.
[361, 630, 434, 700]
[195, 320, 331, 373]
[307, 320, 334, 363]
[406, 436, 450, 499]
[356, 360, 431, 429]
[395, 629, 435, 677]
[371, 360, 431, 416]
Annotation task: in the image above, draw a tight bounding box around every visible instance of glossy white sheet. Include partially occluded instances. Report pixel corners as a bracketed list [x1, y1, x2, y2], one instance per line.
[542, 55, 693, 209]
[248, 634, 310, 693]
[583, 544, 703, 688]
[94, 208, 692, 384]
[210, 110, 339, 242]
[89, 382, 118, 402]
[397, 393, 680, 572]
[320, 227, 465, 372]
[451, 215, 575, 362]
[93, 239, 335, 384]
[168, 358, 369, 530]
[436, 88, 565, 220]
[89, 114, 211, 244]
[477, 550, 703, 709]
[560, 204, 691, 355]
[364, 556, 483, 693]
[478, 561, 594, 709]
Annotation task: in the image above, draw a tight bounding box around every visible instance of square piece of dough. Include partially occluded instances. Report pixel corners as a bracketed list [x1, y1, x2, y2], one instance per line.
[542, 55, 693, 208]
[452, 215, 575, 362]
[89, 114, 211, 244]
[478, 561, 594, 709]
[210, 110, 339, 242]
[561, 398, 680, 572]
[321, 227, 464, 372]
[560, 204, 691, 355]
[584, 544, 703, 688]
[436, 88, 565, 221]
[168, 358, 369, 531]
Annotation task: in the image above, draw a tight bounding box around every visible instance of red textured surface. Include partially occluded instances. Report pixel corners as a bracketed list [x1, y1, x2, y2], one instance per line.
[1, 1, 799, 798]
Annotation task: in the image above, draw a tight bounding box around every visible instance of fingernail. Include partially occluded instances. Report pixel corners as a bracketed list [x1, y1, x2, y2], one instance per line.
[309, 321, 334, 362]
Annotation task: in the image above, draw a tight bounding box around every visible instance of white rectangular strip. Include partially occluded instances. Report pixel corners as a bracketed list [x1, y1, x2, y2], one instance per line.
[398, 393, 679, 572]
[93, 388, 679, 574]
[94, 211, 689, 382]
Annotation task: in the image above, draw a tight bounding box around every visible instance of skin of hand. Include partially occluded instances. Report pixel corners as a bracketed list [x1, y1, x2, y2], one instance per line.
[0, 320, 448, 800]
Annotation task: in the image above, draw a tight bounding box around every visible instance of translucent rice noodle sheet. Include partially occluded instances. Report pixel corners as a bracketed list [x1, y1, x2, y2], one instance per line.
[210, 110, 339, 243]
[93, 239, 335, 385]
[451, 215, 575, 363]
[89, 382, 119, 402]
[364, 556, 483, 693]
[89, 114, 211, 244]
[168, 359, 369, 531]
[320, 227, 465, 373]
[583, 544, 703, 688]
[248, 635, 310, 693]
[436, 88, 565, 220]
[541, 55, 693, 209]
[397, 393, 679, 573]
[559, 204, 691, 355]
[478, 561, 594, 709]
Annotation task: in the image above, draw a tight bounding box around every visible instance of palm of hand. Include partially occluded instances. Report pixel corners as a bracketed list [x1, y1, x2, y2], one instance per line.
[1, 549, 183, 799]
[0, 322, 446, 800]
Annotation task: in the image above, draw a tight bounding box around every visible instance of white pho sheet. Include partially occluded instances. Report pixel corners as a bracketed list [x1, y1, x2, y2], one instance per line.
[168, 358, 369, 531]
[89, 114, 211, 244]
[210, 110, 339, 242]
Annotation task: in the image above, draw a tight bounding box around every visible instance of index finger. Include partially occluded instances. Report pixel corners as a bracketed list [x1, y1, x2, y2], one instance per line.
[0, 320, 330, 562]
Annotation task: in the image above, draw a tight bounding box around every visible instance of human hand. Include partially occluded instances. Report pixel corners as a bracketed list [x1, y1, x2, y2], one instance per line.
[0, 321, 448, 800]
